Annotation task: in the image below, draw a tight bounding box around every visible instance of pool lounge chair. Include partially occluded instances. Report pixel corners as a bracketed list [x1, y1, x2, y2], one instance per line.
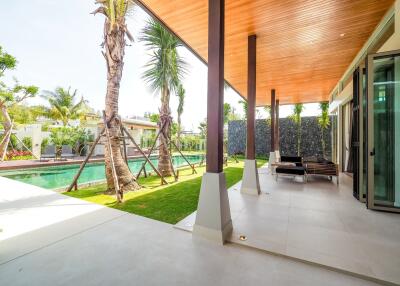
[61, 145, 74, 160]
[40, 145, 56, 161]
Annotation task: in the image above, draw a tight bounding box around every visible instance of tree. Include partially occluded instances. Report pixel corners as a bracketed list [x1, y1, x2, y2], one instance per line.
[0, 46, 38, 159]
[93, 0, 140, 195]
[264, 105, 271, 125]
[144, 112, 160, 123]
[198, 120, 207, 139]
[238, 100, 248, 120]
[176, 84, 185, 148]
[228, 107, 240, 121]
[290, 103, 304, 156]
[140, 18, 187, 176]
[318, 102, 330, 158]
[223, 103, 231, 125]
[41, 87, 89, 126]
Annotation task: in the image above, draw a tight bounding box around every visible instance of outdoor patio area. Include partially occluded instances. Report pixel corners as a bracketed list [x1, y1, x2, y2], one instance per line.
[176, 166, 400, 285]
[0, 176, 383, 286]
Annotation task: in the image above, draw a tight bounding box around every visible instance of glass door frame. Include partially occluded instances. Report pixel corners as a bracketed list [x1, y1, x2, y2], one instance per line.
[359, 66, 367, 203]
[367, 49, 400, 212]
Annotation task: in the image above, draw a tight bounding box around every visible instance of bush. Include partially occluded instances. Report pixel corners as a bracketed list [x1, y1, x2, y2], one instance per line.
[22, 137, 32, 150]
[49, 126, 91, 155]
[41, 138, 49, 152]
[6, 150, 32, 160]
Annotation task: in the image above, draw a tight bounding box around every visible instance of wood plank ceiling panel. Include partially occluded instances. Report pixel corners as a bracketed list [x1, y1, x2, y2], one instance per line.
[137, 0, 394, 105]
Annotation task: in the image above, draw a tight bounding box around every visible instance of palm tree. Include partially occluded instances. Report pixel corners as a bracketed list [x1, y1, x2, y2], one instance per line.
[93, 0, 139, 194]
[290, 103, 304, 156]
[176, 84, 185, 148]
[318, 102, 330, 158]
[223, 103, 232, 125]
[41, 87, 89, 126]
[264, 105, 271, 125]
[238, 100, 248, 119]
[140, 19, 186, 177]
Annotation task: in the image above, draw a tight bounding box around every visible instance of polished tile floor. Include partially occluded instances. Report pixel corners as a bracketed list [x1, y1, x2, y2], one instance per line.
[0, 176, 384, 286]
[177, 167, 400, 285]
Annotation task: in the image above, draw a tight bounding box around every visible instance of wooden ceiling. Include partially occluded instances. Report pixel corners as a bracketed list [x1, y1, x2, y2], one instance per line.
[137, 0, 394, 105]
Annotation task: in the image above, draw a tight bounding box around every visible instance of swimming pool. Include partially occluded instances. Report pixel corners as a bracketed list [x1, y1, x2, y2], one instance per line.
[0, 155, 204, 190]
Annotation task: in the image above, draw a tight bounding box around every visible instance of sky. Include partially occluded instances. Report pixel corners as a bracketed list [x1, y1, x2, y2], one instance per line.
[0, 0, 321, 131]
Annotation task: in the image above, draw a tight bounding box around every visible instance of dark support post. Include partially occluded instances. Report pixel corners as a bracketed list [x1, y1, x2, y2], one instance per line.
[246, 35, 256, 160]
[275, 99, 280, 151]
[270, 89, 276, 152]
[240, 34, 260, 196]
[205, 0, 224, 174]
[194, 0, 232, 243]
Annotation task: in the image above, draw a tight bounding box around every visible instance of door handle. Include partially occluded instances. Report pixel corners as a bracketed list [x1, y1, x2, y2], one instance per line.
[370, 148, 375, 156]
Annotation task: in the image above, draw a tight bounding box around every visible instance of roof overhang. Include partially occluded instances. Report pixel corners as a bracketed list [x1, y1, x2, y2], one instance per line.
[136, 0, 394, 105]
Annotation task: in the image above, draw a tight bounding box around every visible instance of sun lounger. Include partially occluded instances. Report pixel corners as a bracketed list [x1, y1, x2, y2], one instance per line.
[61, 145, 74, 160]
[40, 145, 56, 161]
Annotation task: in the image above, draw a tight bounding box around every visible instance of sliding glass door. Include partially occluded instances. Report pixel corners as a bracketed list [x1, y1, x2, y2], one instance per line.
[367, 50, 400, 212]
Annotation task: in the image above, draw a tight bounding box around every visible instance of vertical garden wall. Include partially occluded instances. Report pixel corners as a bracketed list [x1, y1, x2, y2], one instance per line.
[228, 116, 333, 160]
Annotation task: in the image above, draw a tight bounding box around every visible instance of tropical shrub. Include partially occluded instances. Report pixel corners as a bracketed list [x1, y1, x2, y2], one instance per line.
[22, 137, 32, 149]
[6, 150, 32, 160]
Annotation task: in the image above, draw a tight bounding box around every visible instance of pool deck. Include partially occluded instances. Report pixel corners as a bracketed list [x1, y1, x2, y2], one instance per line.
[0, 176, 382, 286]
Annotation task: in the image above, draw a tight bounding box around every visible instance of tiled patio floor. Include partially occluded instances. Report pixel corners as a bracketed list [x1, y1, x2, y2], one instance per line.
[0, 176, 383, 286]
[176, 167, 400, 285]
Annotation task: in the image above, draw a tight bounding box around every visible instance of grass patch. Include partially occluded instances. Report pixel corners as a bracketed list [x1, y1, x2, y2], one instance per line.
[65, 159, 266, 224]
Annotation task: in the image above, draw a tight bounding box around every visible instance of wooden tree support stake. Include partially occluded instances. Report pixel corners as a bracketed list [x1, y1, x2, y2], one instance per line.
[121, 125, 167, 185]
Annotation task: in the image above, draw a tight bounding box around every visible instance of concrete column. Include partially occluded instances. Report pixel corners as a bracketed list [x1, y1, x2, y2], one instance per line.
[241, 35, 261, 196]
[193, 0, 232, 244]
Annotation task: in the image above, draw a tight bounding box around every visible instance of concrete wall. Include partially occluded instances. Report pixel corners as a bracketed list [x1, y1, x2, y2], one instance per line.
[228, 117, 333, 160]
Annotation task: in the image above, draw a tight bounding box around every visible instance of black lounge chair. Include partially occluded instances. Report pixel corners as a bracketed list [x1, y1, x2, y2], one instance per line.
[61, 145, 74, 160]
[40, 145, 56, 161]
[275, 165, 307, 183]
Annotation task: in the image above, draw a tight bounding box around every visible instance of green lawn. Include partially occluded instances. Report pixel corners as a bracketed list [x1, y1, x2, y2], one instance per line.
[64, 159, 267, 224]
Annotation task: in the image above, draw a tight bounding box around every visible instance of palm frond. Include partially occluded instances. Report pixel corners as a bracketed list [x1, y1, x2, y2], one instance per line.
[140, 19, 187, 95]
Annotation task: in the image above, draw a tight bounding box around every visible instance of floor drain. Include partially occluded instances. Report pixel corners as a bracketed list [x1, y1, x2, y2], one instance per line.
[239, 235, 247, 241]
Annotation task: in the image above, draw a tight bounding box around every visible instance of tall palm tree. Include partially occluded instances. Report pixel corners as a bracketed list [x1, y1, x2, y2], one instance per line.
[140, 19, 186, 177]
[93, 0, 139, 194]
[176, 84, 185, 148]
[264, 105, 271, 125]
[318, 102, 330, 158]
[290, 103, 304, 156]
[238, 100, 248, 119]
[41, 87, 89, 126]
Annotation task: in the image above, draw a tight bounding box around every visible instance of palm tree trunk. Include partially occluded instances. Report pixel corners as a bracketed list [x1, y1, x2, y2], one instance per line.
[0, 105, 12, 160]
[104, 21, 139, 193]
[321, 128, 325, 158]
[297, 121, 301, 156]
[158, 85, 173, 177]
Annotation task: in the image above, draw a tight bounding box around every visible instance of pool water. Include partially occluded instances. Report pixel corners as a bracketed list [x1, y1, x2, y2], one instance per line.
[0, 155, 204, 190]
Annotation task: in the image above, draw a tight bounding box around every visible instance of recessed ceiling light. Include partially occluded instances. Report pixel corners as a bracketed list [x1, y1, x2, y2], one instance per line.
[239, 235, 247, 241]
[340, 33, 345, 37]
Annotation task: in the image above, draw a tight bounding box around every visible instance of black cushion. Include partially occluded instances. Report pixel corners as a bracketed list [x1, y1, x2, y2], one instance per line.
[281, 156, 302, 163]
[276, 166, 305, 175]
